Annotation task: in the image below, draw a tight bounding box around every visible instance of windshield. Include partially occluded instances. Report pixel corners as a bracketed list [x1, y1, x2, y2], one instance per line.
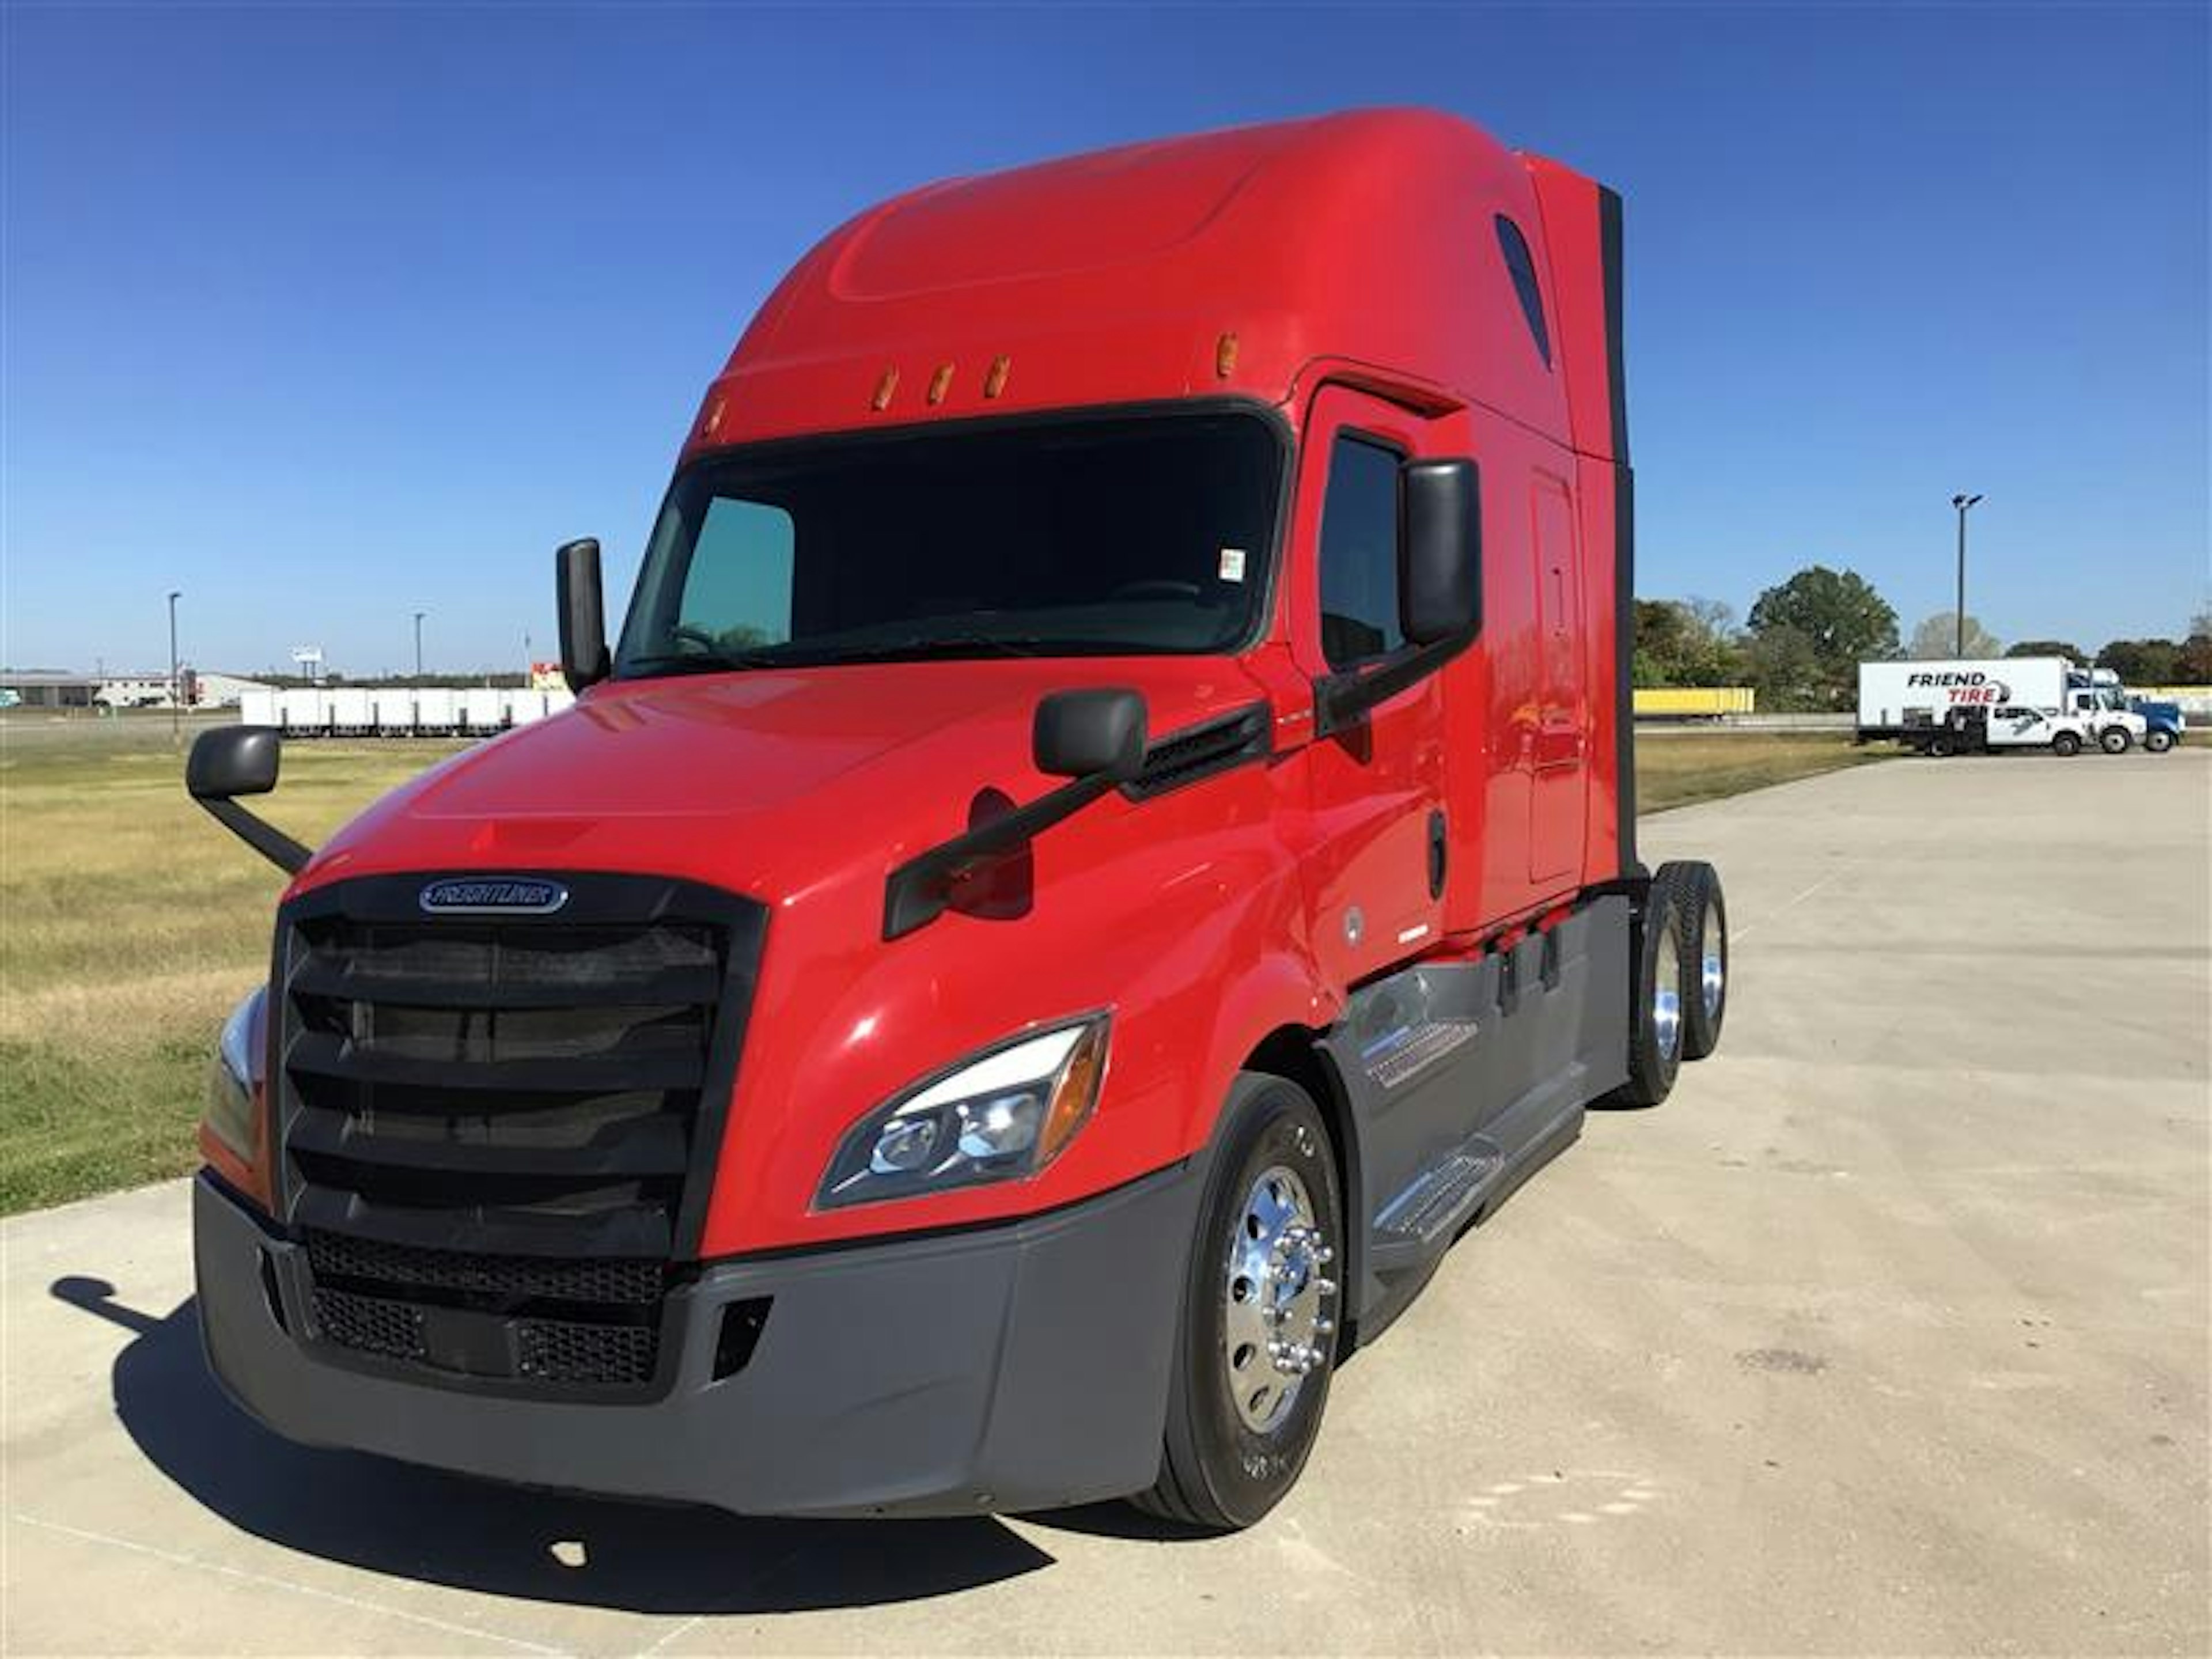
[616, 410, 1283, 676]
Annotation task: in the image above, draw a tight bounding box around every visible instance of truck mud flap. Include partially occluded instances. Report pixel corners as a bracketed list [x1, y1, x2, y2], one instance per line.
[1320, 895, 1630, 1342]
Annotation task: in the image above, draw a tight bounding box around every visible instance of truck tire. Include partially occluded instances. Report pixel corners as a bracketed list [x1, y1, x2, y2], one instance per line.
[1600, 865, 1692, 1108]
[2146, 728, 2176, 753]
[1133, 1072, 1343, 1532]
[1926, 733, 1955, 759]
[2052, 732, 2082, 757]
[1676, 861, 1727, 1061]
[2099, 726, 2132, 755]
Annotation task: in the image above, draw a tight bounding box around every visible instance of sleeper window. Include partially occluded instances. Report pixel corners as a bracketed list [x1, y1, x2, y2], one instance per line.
[1495, 215, 1553, 369]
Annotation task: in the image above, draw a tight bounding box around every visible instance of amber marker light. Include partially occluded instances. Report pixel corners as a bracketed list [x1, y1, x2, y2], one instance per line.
[983, 355, 1010, 399]
[1037, 1018, 1109, 1167]
[927, 362, 956, 406]
[1215, 331, 1240, 378]
[872, 366, 900, 410]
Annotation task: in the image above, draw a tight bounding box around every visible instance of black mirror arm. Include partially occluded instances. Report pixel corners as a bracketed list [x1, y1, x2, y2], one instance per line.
[1313, 624, 1478, 738]
[882, 772, 1119, 941]
[195, 796, 312, 876]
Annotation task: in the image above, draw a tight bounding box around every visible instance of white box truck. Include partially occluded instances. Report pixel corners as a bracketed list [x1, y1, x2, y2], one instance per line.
[1858, 657, 2145, 756]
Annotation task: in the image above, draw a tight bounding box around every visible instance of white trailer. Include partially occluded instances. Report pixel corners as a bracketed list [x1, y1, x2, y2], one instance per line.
[327, 688, 374, 736]
[461, 688, 508, 735]
[278, 688, 328, 737]
[414, 688, 459, 735]
[1857, 657, 2145, 756]
[240, 688, 279, 729]
[371, 690, 418, 736]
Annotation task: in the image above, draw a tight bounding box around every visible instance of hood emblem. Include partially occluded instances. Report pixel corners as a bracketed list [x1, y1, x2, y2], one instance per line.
[419, 877, 570, 916]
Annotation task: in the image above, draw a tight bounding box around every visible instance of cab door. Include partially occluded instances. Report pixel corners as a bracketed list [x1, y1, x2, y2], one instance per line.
[1289, 387, 1451, 988]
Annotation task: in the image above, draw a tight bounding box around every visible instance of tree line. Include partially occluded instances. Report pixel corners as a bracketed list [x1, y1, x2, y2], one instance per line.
[1635, 567, 2212, 712]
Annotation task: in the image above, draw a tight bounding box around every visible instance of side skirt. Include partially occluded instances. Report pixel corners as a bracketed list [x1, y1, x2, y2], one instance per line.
[1319, 895, 1631, 1346]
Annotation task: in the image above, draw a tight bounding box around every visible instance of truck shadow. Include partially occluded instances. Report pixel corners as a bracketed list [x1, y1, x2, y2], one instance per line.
[51, 1275, 1056, 1615]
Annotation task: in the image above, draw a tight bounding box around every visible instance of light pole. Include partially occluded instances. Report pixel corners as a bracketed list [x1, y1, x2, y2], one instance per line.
[1950, 494, 1983, 656]
[413, 611, 427, 681]
[166, 590, 183, 742]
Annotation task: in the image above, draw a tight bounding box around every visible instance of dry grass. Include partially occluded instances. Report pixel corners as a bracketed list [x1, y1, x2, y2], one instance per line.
[1635, 729, 1885, 813]
[1, 714, 461, 1212]
[0, 714, 1881, 1215]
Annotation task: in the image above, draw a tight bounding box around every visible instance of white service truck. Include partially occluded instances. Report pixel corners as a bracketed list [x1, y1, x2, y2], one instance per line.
[1857, 657, 2146, 756]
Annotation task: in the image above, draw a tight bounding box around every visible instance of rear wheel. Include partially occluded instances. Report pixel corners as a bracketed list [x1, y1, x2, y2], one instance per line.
[1602, 865, 1693, 1108]
[2146, 728, 2176, 753]
[1926, 733, 1956, 759]
[1135, 1073, 1342, 1532]
[2052, 731, 2082, 757]
[2100, 726, 2132, 755]
[1678, 863, 1728, 1061]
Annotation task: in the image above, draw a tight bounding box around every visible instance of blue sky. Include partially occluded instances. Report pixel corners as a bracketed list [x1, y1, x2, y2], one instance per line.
[5, 1, 2206, 676]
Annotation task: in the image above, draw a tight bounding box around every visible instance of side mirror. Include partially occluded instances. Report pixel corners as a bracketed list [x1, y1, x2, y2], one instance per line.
[884, 687, 1152, 938]
[1400, 459, 1480, 645]
[1033, 687, 1147, 782]
[557, 537, 611, 690]
[185, 726, 310, 874]
[187, 724, 281, 800]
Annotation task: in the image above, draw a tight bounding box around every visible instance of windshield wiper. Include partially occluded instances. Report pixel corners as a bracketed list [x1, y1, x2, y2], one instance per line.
[621, 649, 786, 678]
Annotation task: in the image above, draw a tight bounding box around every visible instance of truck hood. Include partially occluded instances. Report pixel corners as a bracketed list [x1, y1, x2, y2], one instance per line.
[302, 657, 1271, 898]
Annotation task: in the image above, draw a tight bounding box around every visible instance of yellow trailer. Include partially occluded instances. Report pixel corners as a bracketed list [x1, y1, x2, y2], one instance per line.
[1633, 687, 1756, 719]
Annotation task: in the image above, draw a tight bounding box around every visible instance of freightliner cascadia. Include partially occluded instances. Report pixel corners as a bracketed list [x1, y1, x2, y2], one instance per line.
[185, 109, 1729, 1531]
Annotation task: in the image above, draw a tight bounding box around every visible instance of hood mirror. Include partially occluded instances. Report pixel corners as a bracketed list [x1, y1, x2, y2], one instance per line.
[185, 726, 311, 875]
[558, 537, 611, 690]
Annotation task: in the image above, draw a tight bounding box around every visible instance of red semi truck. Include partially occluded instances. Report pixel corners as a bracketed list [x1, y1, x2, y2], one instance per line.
[186, 109, 1728, 1531]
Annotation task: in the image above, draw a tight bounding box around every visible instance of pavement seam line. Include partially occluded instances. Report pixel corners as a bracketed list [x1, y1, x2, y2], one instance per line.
[8, 1511, 574, 1657]
[1730, 866, 1849, 944]
[632, 1613, 703, 1656]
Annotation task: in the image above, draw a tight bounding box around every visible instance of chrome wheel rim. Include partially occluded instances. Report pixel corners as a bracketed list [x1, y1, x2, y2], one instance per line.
[1699, 899, 1724, 1023]
[1222, 1162, 1335, 1433]
[1654, 915, 1684, 1063]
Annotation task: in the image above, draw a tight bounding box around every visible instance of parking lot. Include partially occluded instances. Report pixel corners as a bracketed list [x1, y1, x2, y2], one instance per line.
[3, 749, 2206, 1656]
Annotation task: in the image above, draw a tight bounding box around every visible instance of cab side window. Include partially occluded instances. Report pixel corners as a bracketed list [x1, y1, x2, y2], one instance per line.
[1317, 435, 1404, 669]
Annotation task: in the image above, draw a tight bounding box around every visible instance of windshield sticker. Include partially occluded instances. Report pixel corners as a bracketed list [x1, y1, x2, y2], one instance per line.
[1218, 547, 1248, 583]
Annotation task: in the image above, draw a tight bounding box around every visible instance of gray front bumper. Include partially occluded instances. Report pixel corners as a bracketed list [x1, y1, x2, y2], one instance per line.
[195, 1164, 1200, 1518]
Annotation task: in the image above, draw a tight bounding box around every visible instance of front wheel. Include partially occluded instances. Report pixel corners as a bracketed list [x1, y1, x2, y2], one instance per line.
[2052, 731, 2082, 757]
[1134, 1073, 1343, 1532]
[2100, 727, 2133, 755]
[2146, 728, 2176, 754]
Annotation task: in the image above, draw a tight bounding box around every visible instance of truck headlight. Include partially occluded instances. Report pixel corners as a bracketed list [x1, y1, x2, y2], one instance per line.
[204, 985, 266, 1161]
[816, 1016, 1109, 1210]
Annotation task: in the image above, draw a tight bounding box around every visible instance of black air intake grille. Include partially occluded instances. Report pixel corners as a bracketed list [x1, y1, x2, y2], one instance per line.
[272, 873, 764, 1397]
[1123, 703, 1271, 801]
[305, 1229, 665, 1306]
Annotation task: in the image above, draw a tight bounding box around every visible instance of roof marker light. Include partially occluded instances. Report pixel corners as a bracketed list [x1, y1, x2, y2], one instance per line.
[872, 367, 899, 411]
[1215, 332, 1239, 378]
[927, 362, 955, 406]
[984, 355, 1010, 399]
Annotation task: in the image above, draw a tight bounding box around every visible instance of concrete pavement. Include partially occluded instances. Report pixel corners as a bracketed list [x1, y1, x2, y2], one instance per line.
[5, 749, 2206, 1655]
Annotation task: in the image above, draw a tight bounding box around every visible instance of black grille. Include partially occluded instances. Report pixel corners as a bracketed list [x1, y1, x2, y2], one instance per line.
[305, 1229, 665, 1306]
[312, 1286, 426, 1361]
[271, 873, 764, 1397]
[1123, 703, 1271, 800]
[517, 1315, 660, 1385]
